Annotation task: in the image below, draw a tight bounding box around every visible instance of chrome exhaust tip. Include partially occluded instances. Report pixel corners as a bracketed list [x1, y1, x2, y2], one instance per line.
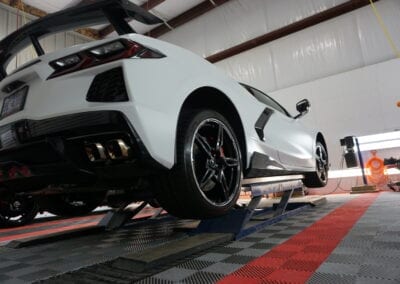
[85, 143, 107, 162]
[105, 139, 131, 160]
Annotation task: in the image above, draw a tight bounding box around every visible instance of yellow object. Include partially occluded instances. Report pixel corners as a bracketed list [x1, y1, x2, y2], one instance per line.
[369, 0, 400, 59]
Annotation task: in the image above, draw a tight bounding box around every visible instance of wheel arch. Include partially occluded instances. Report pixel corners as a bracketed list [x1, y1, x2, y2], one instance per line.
[176, 86, 247, 168]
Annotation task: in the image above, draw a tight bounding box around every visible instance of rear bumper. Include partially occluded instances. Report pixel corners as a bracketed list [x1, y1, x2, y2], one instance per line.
[0, 111, 166, 192]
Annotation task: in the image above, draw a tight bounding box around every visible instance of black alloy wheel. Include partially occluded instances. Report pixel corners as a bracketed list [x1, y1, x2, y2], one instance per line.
[0, 195, 38, 227]
[156, 110, 242, 219]
[304, 141, 329, 188]
[316, 142, 328, 183]
[191, 118, 241, 207]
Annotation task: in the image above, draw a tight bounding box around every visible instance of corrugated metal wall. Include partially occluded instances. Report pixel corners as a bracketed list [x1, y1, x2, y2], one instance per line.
[158, 0, 400, 93]
[157, 0, 400, 169]
[214, 0, 400, 92]
[0, 3, 90, 72]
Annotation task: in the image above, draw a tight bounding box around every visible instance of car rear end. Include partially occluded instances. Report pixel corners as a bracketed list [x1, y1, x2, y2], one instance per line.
[0, 34, 176, 194]
[0, 0, 169, 195]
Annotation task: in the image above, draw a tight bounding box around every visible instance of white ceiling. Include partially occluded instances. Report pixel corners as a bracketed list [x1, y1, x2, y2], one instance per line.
[22, 0, 204, 37]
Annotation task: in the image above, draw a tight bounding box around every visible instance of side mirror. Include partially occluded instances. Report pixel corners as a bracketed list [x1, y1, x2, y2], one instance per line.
[295, 99, 310, 119]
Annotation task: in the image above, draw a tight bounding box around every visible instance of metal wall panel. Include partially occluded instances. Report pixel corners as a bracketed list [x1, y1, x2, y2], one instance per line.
[0, 3, 90, 72]
[160, 0, 348, 58]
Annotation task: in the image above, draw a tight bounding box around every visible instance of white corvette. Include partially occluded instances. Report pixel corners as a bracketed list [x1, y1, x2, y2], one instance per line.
[0, 0, 328, 226]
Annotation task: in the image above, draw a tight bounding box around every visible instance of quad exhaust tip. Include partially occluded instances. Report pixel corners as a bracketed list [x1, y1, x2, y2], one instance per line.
[85, 139, 131, 162]
[85, 143, 107, 162]
[105, 139, 131, 160]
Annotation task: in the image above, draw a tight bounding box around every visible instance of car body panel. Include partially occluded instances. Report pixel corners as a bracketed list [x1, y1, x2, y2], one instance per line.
[0, 34, 319, 176]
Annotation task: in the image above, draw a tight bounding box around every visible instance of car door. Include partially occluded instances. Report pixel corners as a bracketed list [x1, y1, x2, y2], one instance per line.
[245, 85, 315, 169]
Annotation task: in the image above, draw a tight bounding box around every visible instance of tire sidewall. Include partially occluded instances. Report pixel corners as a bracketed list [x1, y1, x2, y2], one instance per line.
[179, 110, 242, 216]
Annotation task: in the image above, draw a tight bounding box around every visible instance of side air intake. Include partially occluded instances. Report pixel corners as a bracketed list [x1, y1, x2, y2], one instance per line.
[86, 68, 129, 102]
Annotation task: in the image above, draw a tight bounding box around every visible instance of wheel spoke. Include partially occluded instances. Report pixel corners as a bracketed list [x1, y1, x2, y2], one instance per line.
[200, 169, 215, 190]
[216, 124, 224, 150]
[219, 170, 230, 199]
[225, 157, 239, 167]
[195, 134, 213, 158]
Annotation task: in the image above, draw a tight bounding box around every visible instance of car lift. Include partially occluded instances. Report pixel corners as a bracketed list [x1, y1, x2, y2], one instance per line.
[98, 175, 310, 240]
[98, 201, 164, 230]
[195, 175, 307, 239]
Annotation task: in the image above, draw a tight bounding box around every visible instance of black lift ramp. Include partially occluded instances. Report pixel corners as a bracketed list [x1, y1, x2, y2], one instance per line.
[195, 175, 323, 239]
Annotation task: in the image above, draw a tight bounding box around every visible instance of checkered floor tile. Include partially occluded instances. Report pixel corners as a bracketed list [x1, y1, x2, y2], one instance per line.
[0, 219, 191, 283]
[308, 192, 400, 283]
[137, 198, 345, 283]
[2, 193, 385, 284]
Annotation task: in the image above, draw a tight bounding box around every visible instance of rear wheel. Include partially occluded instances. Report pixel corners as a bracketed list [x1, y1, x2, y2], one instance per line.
[304, 142, 329, 188]
[46, 193, 105, 217]
[156, 110, 242, 219]
[0, 195, 38, 227]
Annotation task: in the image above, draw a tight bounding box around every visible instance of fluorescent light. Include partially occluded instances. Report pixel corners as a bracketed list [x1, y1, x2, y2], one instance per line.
[358, 131, 400, 144]
[328, 168, 400, 178]
[358, 140, 400, 151]
[329, 169, 368, 178]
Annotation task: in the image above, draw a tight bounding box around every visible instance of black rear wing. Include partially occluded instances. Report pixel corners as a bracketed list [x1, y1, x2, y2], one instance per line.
[0, 0, 162, 81]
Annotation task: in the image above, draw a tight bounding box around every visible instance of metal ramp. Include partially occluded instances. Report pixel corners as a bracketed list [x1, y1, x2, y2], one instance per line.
[195, 175, 309, 239]
[98, 201, 165, 231]
[98, 174, 315, 240]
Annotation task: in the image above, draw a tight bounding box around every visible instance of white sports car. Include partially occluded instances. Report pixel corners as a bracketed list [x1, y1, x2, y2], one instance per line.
[0, 0, 328, 226]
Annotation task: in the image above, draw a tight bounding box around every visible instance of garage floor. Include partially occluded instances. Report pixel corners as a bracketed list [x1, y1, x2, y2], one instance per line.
[0, 192, 399, 283]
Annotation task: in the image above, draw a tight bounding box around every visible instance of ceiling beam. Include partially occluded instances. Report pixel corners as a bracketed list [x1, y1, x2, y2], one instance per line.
[206, 0, 379, 63]
[146, 0, 231, 38]
[98, 0, 165, 38]
[0, 0, 100, 39]
[141, 0, 165, 11]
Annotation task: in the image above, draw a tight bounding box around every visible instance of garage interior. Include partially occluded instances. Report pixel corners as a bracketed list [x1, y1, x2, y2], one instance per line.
[0, 0, 400, 283]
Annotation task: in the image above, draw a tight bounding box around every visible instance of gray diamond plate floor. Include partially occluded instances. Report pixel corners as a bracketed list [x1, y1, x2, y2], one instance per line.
[3, 193, 400, 283]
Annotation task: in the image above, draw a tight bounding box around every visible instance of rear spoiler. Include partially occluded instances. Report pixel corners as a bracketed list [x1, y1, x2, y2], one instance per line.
[0, 0, 162, 81]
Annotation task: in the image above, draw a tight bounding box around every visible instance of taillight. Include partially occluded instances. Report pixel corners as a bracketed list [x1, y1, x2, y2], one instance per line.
[48, 39, 165, 79]
[50, 54, 81, 70]
[89, 41, 126, 58]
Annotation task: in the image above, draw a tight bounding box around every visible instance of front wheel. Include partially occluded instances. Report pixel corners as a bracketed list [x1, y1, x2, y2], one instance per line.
[156, 110, 242, 219]
[0, 195, 38, 227]
[303, 141, 329, 188]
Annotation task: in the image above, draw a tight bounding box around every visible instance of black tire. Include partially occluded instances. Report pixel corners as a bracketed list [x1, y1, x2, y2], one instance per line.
[303, 141, 329, 188]
[46, 193, 104, 217]
[156, 109, 242, 219]
[0, 195, 38, 227]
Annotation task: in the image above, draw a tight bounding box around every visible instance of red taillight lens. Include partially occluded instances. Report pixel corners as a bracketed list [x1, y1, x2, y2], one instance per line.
[48, 39, 164, 79]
